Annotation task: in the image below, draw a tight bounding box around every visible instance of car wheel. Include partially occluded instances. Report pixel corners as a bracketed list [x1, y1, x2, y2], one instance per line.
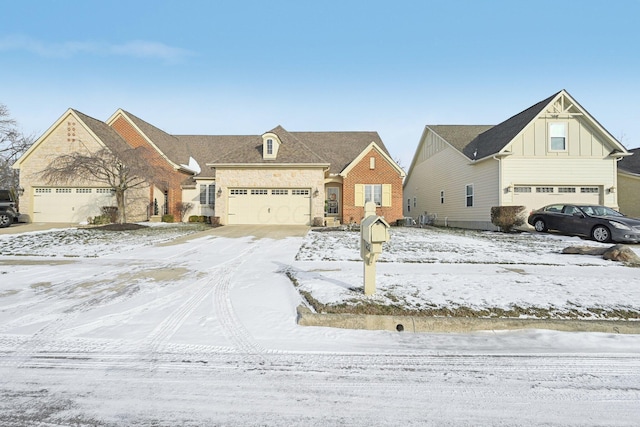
[0, 214, 10, 228]
[533, 218, 547, 232]
[592, 225, 610, 243]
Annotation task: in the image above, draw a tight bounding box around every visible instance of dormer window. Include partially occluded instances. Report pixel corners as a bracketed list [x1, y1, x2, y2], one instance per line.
[262, 133, 281, 159]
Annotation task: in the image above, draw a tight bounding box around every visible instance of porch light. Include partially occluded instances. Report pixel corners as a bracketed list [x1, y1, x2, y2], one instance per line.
[608, 186, 616, 194]
[217, 187, 222, 197]
[18, 187, 24, 196]
[313, 188, 319, 197]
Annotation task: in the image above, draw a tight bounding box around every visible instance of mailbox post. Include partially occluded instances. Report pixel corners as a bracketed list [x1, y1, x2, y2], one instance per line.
[360, 202, 391, 295]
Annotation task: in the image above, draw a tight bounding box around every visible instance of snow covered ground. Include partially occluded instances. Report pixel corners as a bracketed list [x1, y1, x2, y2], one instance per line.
[0, 224, 639, 426]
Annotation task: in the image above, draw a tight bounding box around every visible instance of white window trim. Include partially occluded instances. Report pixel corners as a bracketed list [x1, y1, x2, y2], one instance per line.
[465, 184, 473, 207]
[549, 122, 568, 152]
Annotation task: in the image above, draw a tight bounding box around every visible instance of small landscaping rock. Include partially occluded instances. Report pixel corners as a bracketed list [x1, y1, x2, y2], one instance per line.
[602, 244, 640, 265]
[562, 244, 640, 266]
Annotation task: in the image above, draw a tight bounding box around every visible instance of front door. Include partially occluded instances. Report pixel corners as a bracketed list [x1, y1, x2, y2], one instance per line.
[326, 187, 340, 217]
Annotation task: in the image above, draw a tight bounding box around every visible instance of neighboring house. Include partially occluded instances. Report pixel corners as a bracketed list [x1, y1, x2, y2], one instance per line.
[13, 109, 152, 223]
[617, 147, 640, 218]
[14, 109, 405, 225]
[403, 90, 630, 230]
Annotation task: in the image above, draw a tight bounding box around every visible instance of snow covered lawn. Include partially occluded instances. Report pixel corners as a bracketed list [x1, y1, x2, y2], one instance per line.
[291, 227, 640, 319]
[0, 224, 639, 426]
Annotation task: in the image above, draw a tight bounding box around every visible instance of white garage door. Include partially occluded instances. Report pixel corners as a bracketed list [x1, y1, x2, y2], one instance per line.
[33, 187, 115, 223]
[514, 185, 601, 213]
[227, 188, 311, 225]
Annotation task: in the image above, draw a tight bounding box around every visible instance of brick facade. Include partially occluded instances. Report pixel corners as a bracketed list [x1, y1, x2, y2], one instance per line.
[342, 147, 404, 224]
[109, 115, 188, 219]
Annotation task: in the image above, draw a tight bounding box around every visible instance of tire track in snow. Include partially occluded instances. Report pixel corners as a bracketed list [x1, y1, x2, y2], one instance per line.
[143, 240, 265, 365]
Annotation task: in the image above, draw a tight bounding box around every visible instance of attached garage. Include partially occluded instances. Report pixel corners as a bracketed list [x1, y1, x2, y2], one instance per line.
[514, 185, 602, 212]
[227, 188, 311, 225]
[32, 187, 115, 223]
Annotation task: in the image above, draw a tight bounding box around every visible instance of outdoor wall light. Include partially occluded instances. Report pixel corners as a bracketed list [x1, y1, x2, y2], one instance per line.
[18, 187, 25, 196]
[313, 188, 319, 197]
[608, 186, 616, 193]
[217, 187, 222, 197]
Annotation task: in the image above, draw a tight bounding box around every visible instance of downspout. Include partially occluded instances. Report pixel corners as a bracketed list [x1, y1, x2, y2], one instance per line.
[492, 155, 503, 207]
[493, 155, 503, 231]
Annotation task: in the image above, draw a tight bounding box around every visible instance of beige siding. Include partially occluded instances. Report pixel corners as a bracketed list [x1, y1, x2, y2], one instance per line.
[509, 113, 615, 159]
[617, 172, 640, 218]
[404, 132, 499, 229]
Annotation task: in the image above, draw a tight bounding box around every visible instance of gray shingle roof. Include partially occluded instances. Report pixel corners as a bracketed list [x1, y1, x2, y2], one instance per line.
[72, 109, 132, 154]
[121, 110, 191, 166]
[429, 91, 561, 161]
[80, 110, 392, 178]
[619, 148, 640, 174]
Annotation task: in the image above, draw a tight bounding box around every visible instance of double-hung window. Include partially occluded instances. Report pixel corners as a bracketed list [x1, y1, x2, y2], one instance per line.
[465, 184, 474, 207]
[364, 184, 382, 206]
[549, 123, 567, 151]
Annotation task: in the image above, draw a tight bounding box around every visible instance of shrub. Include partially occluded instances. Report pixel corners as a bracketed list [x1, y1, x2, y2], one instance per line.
[161, 214, 174, 223]
[490, 206, 526, 232]
[188, 215, 210, 223]
[91, 214, 111, 225]
[101, 206, 118, 223]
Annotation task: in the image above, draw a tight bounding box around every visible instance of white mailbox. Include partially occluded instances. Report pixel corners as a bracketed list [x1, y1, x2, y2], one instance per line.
[360, 215, 390, 261]
[360, 202, 391, 295]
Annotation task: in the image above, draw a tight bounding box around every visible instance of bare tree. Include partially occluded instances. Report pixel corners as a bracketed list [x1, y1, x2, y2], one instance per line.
[0, 104, 35, 190]
[175, 201, 194, 222]
[40, 144, 159, 224]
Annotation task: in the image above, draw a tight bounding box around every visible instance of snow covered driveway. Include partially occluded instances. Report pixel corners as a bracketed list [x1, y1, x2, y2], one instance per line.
[0, 225, 639, 426]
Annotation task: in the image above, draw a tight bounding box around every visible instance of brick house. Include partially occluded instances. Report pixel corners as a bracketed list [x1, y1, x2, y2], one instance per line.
[14, 109, 405, 225]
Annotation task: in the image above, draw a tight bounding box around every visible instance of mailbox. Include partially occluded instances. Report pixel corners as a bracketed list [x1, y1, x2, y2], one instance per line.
[361, 215, 390, 262]
[362, 216, 390, 246]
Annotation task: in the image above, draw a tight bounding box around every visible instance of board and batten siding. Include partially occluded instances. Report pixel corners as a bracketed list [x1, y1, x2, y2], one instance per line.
[510, 116, 610, 158]
[404, 130, 499, 229]
[617, 172, 640, 218]
[503, 112, 619, 212]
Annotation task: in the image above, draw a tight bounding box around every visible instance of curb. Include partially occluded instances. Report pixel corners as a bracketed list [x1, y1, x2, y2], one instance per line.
[296, 306, 640, 334]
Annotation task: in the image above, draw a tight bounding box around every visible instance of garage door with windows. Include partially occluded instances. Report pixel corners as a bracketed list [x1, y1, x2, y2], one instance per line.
[227, 188, 311, 225]
[514, 186, 601, 212]
[33, 187, 115, 223]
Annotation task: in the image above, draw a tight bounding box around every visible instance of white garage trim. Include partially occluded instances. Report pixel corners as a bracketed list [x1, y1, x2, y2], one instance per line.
[32, 187, 115, 223]
[227, 188, 311, 225]
[514, 185, 601, 214]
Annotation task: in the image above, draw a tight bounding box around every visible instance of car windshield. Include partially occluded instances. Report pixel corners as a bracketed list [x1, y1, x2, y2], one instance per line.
[580, 206, 624, 217]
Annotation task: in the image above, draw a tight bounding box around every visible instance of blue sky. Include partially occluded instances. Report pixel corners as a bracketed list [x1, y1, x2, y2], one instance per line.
[2, 0, 639, 166]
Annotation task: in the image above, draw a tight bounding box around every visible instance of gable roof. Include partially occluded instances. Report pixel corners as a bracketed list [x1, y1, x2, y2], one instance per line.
[72, 110, 133, 154]
[618, 148, 640, 175]
[113, 110, 191, 168]
[288, 130, 387, 174]
[464, 91, 560, 160]
[182, 128, 389, 175]
[427, 90, 627, 162]
[13, 108, 131, 168]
